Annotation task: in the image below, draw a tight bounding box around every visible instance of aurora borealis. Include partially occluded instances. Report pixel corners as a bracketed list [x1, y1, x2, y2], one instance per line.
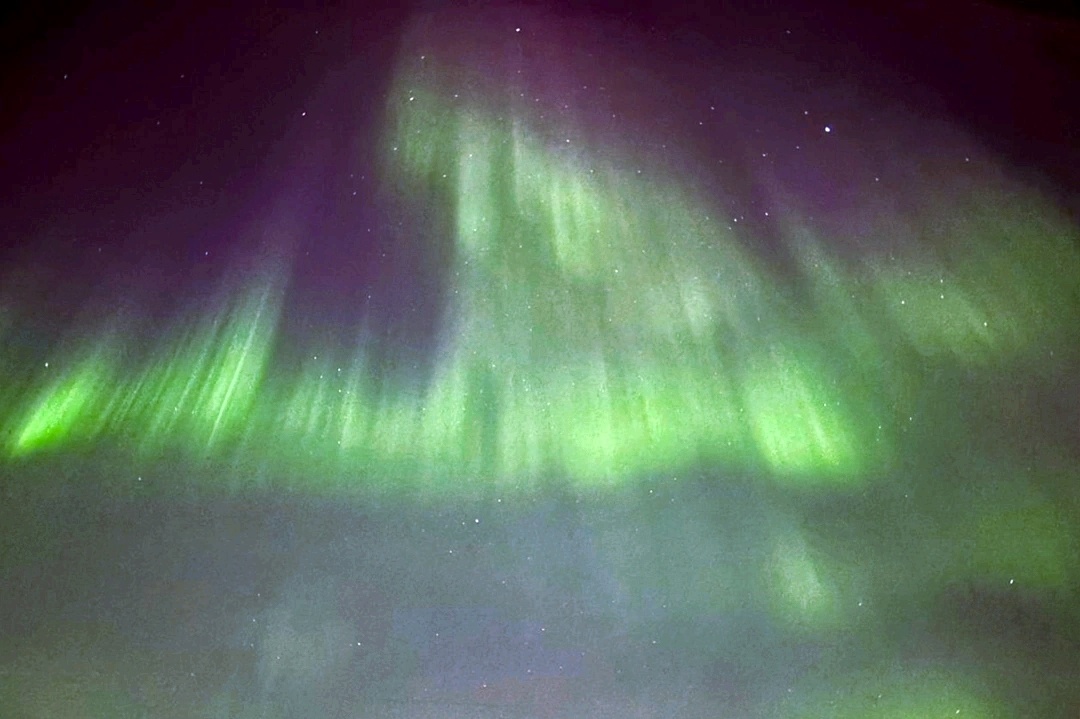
[5, 9, 1077, 493]
[1, 1, 1079, 717]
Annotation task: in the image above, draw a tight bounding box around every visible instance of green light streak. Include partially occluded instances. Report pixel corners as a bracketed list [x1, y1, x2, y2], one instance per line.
[767, 529, 839, 629]
[12, 353, 114, 456]
[109, 272, 283, 460]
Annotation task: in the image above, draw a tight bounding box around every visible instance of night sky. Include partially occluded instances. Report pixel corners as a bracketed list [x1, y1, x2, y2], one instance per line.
[1, 1, 1079, 718]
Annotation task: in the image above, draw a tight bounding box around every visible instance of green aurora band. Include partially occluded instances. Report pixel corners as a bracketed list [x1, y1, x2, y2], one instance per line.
[3, 47, 1079, 502]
